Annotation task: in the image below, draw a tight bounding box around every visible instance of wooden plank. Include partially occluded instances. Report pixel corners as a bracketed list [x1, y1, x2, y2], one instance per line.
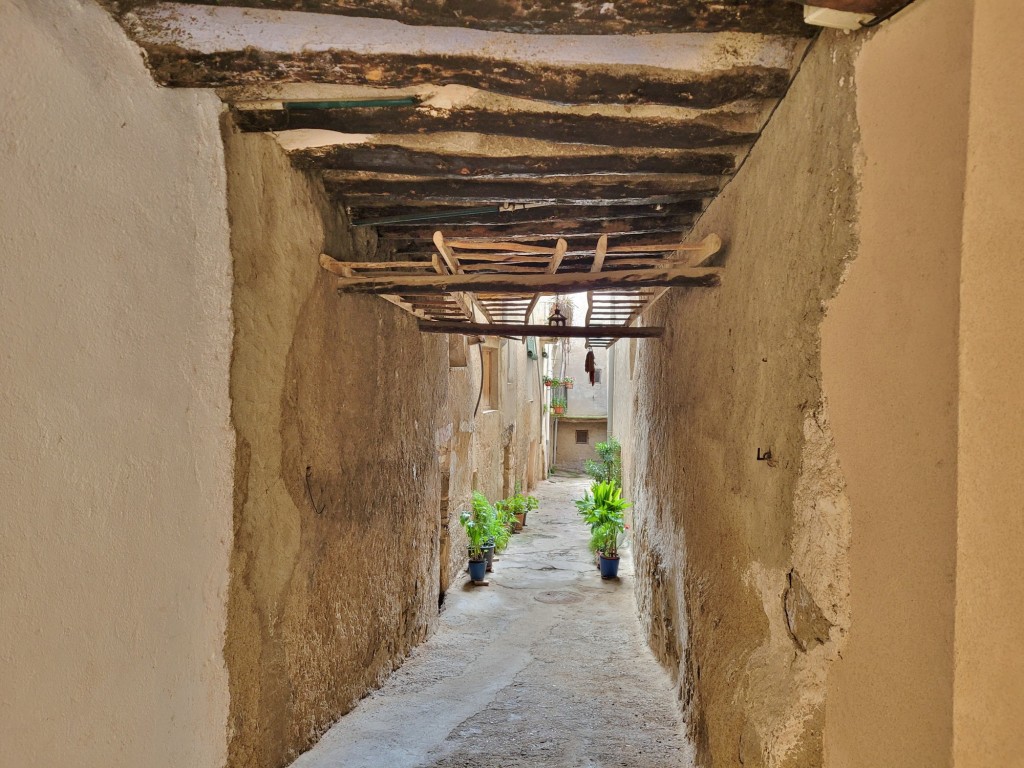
[326, 259, 723, 294]
[324, 173, 721, 200]
[293, 143, 736, 179]
[350, 201, 705, 226]
[178, 0, 811, 36]
[461, 264, 549, 274]
[235, 103, 761, 151]
[418, 322, 665, 339]
[586, 234, 608, 326]
[447, 241, 558, 254]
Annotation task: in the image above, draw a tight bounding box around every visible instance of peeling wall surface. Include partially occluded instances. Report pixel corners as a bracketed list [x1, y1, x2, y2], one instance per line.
[0, 2, 234, 767]
[624, 31, 859, 768]
[822, 1, 970, 764]
[225, 129, 446, 768]
[225, 128, 544, 768]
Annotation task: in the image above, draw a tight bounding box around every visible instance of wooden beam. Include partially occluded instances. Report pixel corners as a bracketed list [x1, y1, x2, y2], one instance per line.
[586, 234, 608, 326]
[377, 217, 696, 241]
[417, 322, 665, 339]
[324, 173, 720, 201]
[127, 7, 800, 107]
[237, 103, 761, 150]
[170, 1, 811, 36]
[356, 201, 705, 227]
[293, 143, 736, 178]
[324, 259, 722, 294]
[339, 193, 711, 208]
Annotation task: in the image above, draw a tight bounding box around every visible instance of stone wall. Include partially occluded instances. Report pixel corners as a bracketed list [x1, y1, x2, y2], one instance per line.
[623, 31, 860, 767]
[617, 3, 1024, 766]
[0, 2, 234, 766]
[224, 126, 544, 768]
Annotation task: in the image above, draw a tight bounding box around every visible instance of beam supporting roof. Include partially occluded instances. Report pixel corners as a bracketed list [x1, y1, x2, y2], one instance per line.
[417, 322, 665, 339]
[118, 4, 803, 106]
[125, 0, 812, 36]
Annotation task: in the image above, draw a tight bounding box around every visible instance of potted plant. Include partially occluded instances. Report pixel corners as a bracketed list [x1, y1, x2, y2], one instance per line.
[543, 375, 556, 387]
[471, 492, 499, 572]
[551, 397, 566, 416]
[501, 485, 539, 531]
[461, 494, 492, 581]
[575, 481, 631, 579]
[562, 377, 574, 389]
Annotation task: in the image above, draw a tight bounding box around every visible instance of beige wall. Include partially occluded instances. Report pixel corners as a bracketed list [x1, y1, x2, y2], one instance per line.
[626, 30, 859, 767]
[225, 129, 546, 768]
[554, 419, 608, 473]
[953, 1, 1024, 764]
[821, 2, 970, 764]
[225, 129, 450, 768]
[0, 2, 234, 767]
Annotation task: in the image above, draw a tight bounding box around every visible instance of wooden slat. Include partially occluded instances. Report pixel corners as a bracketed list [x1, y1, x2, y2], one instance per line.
[447, 241, 559, 254]
[418, 322, 664, 339]
[586, 234, 609, 327]
[327, 260, 723, 294]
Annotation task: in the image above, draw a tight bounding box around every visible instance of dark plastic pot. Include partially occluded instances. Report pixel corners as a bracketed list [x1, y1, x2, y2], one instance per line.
[482, 542, 495, 572]
[468, 558, 487, 582]
[599, 554, 620, 579]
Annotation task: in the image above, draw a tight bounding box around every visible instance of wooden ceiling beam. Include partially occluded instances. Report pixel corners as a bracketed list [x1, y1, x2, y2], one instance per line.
[291, 143, 736, 178]
[118, 5, 800, 107]
[324, 172, 720, 200]
[418, 322, 665, 339]
[237, 104, 760, 150]
[377, 217, 695, 241]
[322, 254, 721, 294]
[339, 193, 710, 208]
[354, 201, 705, 227]
[149, 1, 811, 36]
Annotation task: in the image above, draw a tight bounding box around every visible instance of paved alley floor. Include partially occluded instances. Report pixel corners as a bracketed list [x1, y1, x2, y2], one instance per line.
[290, 476, 693, 768]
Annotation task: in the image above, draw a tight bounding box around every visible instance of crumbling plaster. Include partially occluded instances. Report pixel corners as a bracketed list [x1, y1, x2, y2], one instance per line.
[225, 125, 545, 768]
[616, 29, 860, 768]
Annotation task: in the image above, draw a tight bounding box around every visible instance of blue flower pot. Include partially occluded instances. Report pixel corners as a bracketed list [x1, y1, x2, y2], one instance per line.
[468, 559, 487, 582]
[599, 554, 620, 579]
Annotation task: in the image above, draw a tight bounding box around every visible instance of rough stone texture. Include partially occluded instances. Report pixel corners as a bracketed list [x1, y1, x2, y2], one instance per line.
[289, 477, 693, 768]
[0, 3, 234, 766]
[622, 32, 859, 768]
[225, 125, 545, 768]
[225, 127, 451, 768]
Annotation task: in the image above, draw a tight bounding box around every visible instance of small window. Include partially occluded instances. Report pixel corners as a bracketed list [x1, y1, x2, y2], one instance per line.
[481, 345, 499, 410]
[575, 429, 589, 445]
[449, 335, 468, 368]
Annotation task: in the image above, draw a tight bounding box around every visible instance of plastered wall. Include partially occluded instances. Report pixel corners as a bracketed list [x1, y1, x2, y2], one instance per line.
[952, 2, 1024, 762]
[822, 1, 970, 763]
[0, 2, 234, 766]
[224, 127, 545, 768]
[225, 128, 450, 768]
[623, 30, 860, 767]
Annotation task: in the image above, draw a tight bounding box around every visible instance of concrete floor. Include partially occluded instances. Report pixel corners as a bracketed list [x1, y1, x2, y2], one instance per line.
[290, 476, 693, 768]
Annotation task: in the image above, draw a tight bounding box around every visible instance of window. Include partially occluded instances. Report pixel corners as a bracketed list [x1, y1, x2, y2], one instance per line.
[449, 335, 468, 368]
[576, 429, 589, 445]
[481, 344, 499, 410]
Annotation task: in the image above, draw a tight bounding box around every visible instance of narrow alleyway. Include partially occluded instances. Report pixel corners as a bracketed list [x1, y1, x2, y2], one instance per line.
[290, 476, 692, 768]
